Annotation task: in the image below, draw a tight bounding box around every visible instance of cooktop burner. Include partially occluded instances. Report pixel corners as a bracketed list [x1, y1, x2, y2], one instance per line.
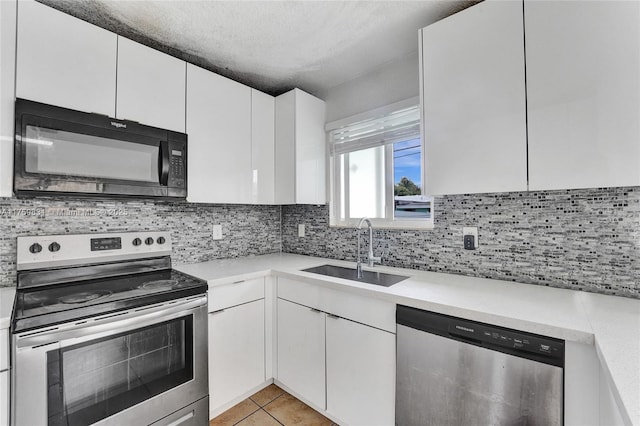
[59, 290, 112, 304]
[140, 279, 180, 290]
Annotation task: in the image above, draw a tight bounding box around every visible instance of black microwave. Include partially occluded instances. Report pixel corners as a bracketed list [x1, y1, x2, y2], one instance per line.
[13, 99, 187, 199]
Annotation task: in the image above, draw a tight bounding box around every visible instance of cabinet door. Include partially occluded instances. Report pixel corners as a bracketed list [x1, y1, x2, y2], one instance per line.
[16, 0, 117, 116]
[274, 91, 296, 204]
[116, 37, 186, 132]
[208, 300, 265, 414]
[0, 370, 7, 426]
[421, 0, 527, 195]
[275, 89, 326, 205]
[326, 315, 395, 426]
[186, 64, 252, 203]
[0, 0, 16, 197]
[251, 89, 275, 204]
[294, 89, 326, 204]
[526, 1, 640, 190]
[276, 298, 325, 409]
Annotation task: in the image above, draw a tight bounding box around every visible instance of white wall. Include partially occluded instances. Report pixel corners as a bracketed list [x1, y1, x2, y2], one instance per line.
[323, 51, 419, 123]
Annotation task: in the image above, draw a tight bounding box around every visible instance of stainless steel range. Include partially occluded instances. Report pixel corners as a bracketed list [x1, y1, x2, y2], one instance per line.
[10, 231, 209, 426]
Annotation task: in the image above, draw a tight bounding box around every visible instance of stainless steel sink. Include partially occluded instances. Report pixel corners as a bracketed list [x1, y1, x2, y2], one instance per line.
[302, 264, 409, 287]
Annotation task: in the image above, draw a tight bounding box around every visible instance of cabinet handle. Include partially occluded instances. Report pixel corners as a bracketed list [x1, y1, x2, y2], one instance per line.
[210, 309, 226, 315]
[327, 313, 340, 319]
[232, 280, 245, 284]
[310, 308, 322, 313]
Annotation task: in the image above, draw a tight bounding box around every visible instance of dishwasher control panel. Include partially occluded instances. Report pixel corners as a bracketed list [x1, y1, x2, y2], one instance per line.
[397, 305, 565, 367]
[449, 320, 563, 359]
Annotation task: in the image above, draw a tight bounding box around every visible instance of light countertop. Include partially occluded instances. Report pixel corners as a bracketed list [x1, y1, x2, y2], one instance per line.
[176, 253, 640, 426]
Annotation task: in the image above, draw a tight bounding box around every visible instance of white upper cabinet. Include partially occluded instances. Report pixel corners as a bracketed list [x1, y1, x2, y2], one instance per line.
[116, 37, 186, 132]
[16, 0, 117, 116]
[0, 0, 16, 197]
[251, 89, 276, 204]
[186, 64, 252, 204]
[420, 0, 527, 195]
[525, 0, 640, 191]
[275, 89, 326, 204]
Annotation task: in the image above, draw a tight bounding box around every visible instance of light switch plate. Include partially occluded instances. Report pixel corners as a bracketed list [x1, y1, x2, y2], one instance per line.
[462, 226, 478, 249]
[212, 224, 223, 240]
[298, 224, 305, 238]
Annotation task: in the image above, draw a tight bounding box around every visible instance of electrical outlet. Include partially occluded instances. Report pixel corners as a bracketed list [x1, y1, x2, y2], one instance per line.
[212, 224, 223, 240]
[298, 224, 305, 238]
[463, 226, 478, 250]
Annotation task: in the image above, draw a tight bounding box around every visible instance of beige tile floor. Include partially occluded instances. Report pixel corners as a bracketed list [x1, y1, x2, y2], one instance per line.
[210, 384, 339, 426]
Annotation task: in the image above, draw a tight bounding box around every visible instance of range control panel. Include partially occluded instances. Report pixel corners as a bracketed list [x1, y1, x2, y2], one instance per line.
[17, 231, 172, 271]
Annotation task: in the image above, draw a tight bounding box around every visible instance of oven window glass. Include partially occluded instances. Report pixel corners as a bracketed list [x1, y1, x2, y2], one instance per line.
[47, 316, 193, 426]
[24, 125, 160, 183]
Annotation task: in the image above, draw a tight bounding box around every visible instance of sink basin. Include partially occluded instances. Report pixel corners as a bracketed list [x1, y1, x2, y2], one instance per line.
[302, 264, 409, 287]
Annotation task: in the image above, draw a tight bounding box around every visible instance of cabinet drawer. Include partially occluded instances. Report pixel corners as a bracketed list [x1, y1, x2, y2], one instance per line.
[325, 290, 395, 334]
[209, 277, 265, 312]
[0, 329, 7, 371]
[277, 277, 325, 309]
[277, 277, 395, 333]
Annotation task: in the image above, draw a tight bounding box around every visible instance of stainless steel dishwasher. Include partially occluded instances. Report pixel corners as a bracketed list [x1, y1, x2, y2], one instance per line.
[396, 305, 564, 426]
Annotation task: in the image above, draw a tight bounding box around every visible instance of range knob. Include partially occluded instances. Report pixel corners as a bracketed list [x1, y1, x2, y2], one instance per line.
[29, 243, 42, 254]
[145, 237, 154, 245]
[48, 242, 61, 252]
[132, 238, 142, 246]
[156, 236, 166, 245]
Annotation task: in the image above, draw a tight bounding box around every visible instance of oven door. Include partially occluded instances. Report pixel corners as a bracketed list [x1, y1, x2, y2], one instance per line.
[12, 296, 208, 426]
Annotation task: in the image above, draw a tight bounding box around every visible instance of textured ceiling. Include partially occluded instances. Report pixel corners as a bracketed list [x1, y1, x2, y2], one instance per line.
[40, 0, 478, 97]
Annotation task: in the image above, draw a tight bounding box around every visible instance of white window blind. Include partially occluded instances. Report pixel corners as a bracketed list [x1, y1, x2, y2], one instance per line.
[329, 106, 421, 155]
[328, 103, 433, 229]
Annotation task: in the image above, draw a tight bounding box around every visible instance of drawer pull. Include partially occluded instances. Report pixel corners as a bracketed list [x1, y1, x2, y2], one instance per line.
[327, 313, 340, 319]
[232, 280, 245, 284]
[310, 308, 322, 313]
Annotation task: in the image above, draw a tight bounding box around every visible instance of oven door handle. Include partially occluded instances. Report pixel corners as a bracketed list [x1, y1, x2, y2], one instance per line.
[15, 295, 207, 349]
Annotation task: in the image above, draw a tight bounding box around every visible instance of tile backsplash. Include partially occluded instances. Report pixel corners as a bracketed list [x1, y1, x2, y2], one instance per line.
[0, 197, 281, 287]
[2, 187, 638, 299]
[282, 187, 640, 299]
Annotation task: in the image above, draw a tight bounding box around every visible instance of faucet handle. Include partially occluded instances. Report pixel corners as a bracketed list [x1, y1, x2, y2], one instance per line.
[368, 255, 382, 267]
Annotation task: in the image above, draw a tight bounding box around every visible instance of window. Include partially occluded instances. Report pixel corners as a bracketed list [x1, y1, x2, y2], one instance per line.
[328, 100, 433, 229]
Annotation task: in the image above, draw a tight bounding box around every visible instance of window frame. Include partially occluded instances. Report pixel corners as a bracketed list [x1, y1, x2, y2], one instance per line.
[327, 97, 434, 230]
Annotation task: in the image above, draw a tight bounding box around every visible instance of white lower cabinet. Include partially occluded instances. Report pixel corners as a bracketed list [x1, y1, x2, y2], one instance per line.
[0, 370, 7, 426]
[277, 278, 396, 425]
[326, 315, 395, 426]
[276, 298, 326, 410]
[208, 299, 265, 415]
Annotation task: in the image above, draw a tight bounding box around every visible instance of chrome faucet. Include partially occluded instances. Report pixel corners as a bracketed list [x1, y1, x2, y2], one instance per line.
[356, 217, 382, 278]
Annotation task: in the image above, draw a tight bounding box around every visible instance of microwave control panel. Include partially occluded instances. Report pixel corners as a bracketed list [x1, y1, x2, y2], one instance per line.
[168, 140, 186, 189]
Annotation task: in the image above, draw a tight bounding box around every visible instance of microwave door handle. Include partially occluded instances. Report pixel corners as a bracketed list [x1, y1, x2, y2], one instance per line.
[159, 140, 170, 185]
